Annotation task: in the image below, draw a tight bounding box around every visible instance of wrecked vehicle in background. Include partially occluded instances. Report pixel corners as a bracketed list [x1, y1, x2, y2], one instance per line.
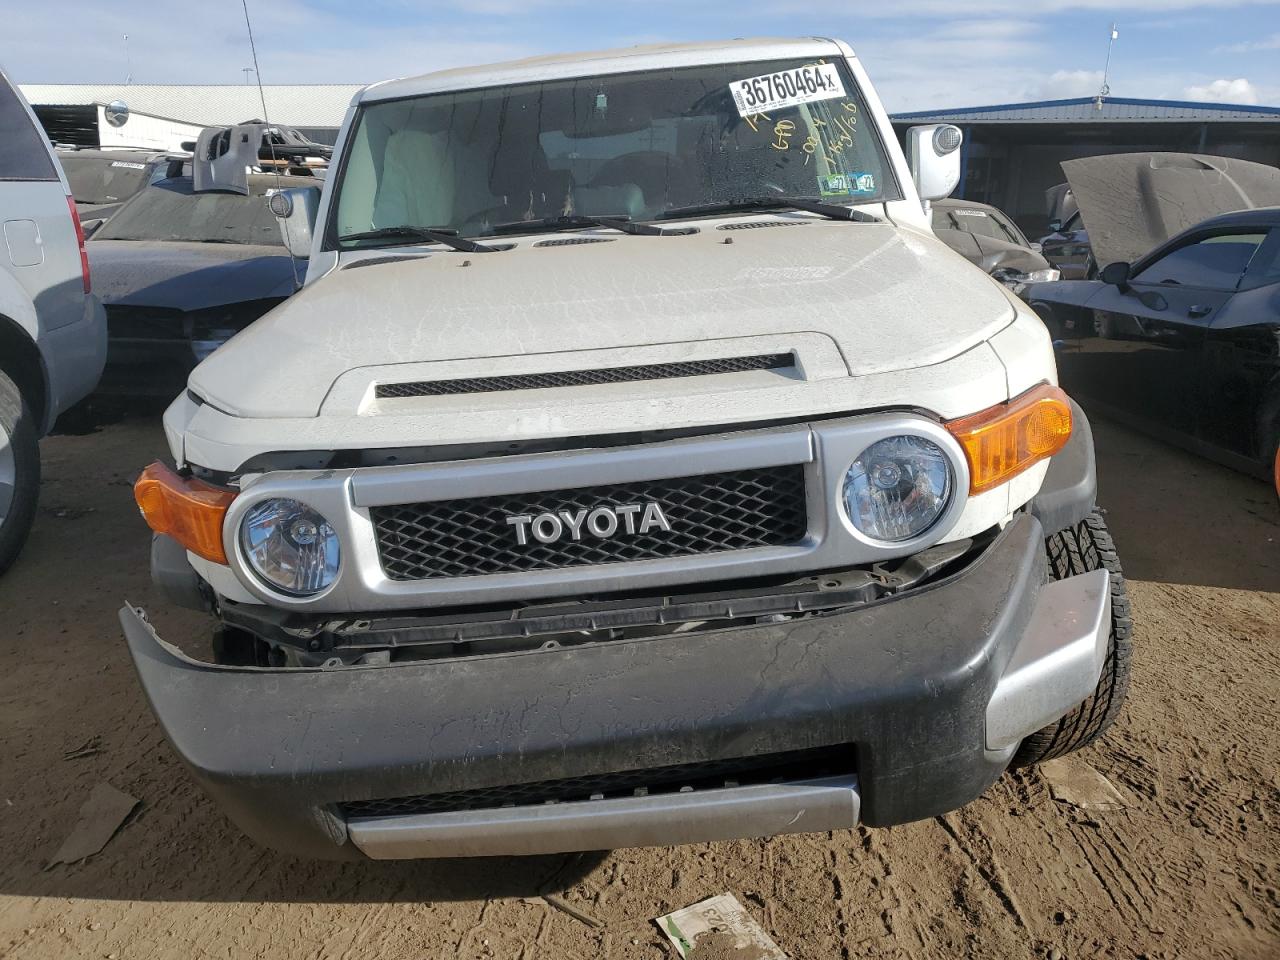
[122, 38, 1129, 862]
[931, 198, 1059, 289]
[87, 170, 308, 398]
[58, 148, 183, 229]
[1038, 184, 1091, 280]
[1024, 153, 1280, 490]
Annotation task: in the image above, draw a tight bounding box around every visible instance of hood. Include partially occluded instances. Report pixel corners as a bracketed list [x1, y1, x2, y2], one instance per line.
[76, 200, 125, 225]
[1044, 183, 1077, 224]
[191, 219, 1017, 419]
[1062, 153, 1280, 266]
[87, 240, 299, 311]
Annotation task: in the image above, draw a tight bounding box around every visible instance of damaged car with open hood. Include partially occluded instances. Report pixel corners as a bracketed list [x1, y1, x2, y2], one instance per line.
[1023, 153, 1280, 489]
[121, 39, 1129, 861]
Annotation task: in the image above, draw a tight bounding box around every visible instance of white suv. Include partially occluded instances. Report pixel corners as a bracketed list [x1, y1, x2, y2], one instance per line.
[0, 68, 106, 572]
[122, 39, 1131, 861]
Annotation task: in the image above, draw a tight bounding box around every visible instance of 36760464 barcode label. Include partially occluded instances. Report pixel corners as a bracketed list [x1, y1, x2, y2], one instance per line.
[731, 63, 846, 118]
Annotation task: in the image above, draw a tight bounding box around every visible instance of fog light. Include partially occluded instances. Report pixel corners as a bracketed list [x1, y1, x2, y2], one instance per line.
[240, 498, 340, 596]
[843, 436, 953, 542]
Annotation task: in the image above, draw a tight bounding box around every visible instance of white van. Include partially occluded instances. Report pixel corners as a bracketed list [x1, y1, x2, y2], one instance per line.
[0, 67, 106, 571]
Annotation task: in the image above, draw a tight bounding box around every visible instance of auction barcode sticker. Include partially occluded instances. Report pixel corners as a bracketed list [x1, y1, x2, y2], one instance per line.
[731, 63, 846, 117]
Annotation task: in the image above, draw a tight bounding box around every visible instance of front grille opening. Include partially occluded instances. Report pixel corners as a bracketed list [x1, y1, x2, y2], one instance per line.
[341, 745, 853, 818]
[371, 464, 808, 581]
[374, 352, 795, 399]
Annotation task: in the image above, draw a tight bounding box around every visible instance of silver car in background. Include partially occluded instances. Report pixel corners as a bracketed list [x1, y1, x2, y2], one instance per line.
[0, 67, 106, 572]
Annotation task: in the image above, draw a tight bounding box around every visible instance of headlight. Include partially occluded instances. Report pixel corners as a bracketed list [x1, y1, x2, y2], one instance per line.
[843, 436, 953, 542]
[240, 498, 341, 596]
[1024, 268, 1061, 283]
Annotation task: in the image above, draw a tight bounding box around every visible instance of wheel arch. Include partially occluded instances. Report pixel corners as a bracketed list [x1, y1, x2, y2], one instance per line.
[0, 312, 48, 431]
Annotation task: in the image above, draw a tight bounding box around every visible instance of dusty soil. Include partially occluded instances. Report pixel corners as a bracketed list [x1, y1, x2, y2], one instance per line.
[1, 414, 1277, 960]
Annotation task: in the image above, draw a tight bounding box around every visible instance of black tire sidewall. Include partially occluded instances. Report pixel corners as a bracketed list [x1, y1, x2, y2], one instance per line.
[0, 368, 41, 575]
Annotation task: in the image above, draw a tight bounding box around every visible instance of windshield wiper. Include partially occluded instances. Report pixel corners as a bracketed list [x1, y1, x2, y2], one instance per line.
[659, 197, 881, 223]
[339, 225, 499, 253]
[493, 214, 667, 237]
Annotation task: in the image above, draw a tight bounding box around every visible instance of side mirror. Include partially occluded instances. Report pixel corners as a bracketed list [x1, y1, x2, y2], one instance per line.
[80, 218, 105, 239]
[268, 187, 321, 260]
[1029, 242, 1043, 254]
[1100, 261, 1131, 288]
[905, 124, 963, 202]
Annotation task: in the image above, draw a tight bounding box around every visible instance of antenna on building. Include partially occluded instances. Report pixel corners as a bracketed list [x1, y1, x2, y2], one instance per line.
[123, 34, 132, 85]
[1095, 23, 1119, 110]
[242, 66, 256, 85]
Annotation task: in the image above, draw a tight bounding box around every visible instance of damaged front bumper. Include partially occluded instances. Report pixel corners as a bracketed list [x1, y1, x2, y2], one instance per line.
[120, 513, 1109, 860]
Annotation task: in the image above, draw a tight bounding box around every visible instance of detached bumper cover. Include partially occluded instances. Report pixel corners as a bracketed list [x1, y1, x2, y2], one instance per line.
[121, 513, 1109, 860]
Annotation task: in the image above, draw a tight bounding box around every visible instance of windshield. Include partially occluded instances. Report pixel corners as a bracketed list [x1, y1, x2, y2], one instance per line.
[93, 179, 285, 245]
[333, 57, 899, 243]
[933, 206, 1029, 247]
[61, 156, 152, 205]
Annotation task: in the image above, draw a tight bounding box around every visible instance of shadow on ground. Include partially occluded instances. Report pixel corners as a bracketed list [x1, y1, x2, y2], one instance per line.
[1090, 416, 1279, 593]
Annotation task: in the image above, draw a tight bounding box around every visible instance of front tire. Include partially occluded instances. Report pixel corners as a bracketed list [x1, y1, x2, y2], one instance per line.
[0, 368, 41, 575]
[1011, 510, 1133, 768]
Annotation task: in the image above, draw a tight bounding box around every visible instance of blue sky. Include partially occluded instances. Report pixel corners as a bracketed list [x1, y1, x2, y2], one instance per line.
[6, 0, 1280, 110]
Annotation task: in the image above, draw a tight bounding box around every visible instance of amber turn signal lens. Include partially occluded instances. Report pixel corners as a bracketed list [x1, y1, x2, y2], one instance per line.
[946, 384, 1073, 495]
[133, 461, 236, 564]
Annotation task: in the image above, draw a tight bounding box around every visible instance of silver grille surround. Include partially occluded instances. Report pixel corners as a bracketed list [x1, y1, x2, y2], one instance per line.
[219, 413, 971, 612]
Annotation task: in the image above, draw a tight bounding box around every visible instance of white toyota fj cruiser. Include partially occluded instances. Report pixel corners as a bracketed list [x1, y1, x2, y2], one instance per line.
[122, 38, 1131, 861]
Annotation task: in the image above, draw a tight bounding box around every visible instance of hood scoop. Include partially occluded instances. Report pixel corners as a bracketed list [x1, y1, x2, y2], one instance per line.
[375, 353, 796, 399]
[344, 255, 431, 270]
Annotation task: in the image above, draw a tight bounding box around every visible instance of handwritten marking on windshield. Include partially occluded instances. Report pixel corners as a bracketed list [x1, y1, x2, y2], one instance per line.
[771, 120, 796, 151]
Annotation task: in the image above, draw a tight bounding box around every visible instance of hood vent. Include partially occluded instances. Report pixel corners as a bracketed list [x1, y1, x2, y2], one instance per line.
[534, 237, 616, 247]
[375, 353, 796, 399]
[344, 255, 430, 269]
[717, 220, 810, 231]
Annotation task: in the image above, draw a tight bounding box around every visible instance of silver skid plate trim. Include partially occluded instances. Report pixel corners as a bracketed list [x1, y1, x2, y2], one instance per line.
[347, 775, 860, 859]
[985, 568, 1111, 751]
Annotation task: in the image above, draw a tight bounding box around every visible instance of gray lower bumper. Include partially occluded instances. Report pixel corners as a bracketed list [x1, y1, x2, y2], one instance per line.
[348, 775, 859, 859]
[341, 568, 1107, 860]
[119, 514, 1116, 860]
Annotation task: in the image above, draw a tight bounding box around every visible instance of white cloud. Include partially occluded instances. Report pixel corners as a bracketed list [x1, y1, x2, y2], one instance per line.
[1030, 69, 1105, 99]
[1184, 77, 1260, 103]
[1216, 32, 1280, 52]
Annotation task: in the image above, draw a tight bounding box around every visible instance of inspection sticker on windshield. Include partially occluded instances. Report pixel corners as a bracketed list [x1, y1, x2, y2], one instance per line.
[731, 63, 846, 117]
[109, 160, 147, 169]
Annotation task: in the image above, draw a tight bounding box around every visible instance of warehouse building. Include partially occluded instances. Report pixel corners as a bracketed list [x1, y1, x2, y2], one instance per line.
[19, 83, 359, 148]
[891, 96, 1280, 235]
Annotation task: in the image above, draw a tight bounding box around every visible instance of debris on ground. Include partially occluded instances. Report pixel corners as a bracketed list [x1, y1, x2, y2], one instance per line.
[655, 894, 786, 959]
[539, 894, 604, 929]
[48, 782, 139, 866]
[1039, 757, 1129, 811]
[62, 736, 103, 761]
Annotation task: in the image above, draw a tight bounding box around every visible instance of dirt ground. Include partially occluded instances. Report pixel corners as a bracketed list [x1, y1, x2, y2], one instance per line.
[1, 413, 1277, 960]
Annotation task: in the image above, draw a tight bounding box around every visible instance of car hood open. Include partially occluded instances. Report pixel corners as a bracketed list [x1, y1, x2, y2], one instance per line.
[1062, 152, 1280, 267]
[190, 219, 1017, 419]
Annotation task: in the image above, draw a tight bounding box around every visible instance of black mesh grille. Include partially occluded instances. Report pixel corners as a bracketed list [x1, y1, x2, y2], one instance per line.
[371, 465, 808, 581]
[374, 353, 793, 399]
[341, 745, 851, 818]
